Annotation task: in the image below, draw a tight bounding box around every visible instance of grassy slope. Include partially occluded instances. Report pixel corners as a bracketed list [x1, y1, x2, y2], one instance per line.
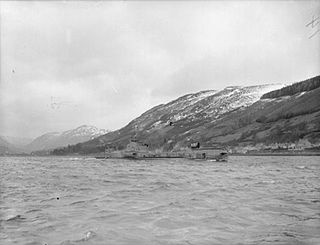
[197, 87, 320, 146]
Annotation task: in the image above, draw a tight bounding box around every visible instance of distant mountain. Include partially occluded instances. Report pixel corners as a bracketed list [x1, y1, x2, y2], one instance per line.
[26, 125, 110, 152]
[0, 136, 21, 155]
[1, 136, 33, 147]
[51, 75, 320, 155]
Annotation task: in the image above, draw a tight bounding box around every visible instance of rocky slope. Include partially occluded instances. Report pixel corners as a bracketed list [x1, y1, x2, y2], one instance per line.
[52, 75, 320, 155]
[26, 125, 109, 152]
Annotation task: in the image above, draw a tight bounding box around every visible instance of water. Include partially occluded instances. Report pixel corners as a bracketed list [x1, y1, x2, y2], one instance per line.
[0, 156, 319, 245]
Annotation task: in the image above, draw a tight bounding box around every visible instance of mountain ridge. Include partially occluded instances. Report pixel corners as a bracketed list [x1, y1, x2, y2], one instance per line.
[25, 125, 110, 153]
[50, 75, 320, 155]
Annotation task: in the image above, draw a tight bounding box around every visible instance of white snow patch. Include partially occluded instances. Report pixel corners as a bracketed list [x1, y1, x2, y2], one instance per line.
[296, 91, 306, 98]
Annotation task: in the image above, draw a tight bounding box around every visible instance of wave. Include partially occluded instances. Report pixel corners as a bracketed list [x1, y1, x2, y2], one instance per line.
[4, 214, 26, 222]
[60, 231, 97, 245]
[26, 209, 42, 214]
[69, 200, 86, 206]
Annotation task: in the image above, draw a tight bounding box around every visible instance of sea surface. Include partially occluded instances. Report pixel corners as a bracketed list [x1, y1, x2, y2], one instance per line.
[0, 156, 319, 245]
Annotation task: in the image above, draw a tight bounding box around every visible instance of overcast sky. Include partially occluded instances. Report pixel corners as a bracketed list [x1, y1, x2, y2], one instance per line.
[1, 1, 319, 138]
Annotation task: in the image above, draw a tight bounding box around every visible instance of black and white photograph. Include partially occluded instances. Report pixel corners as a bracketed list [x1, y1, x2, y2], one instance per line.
[0, 0, 320, 244]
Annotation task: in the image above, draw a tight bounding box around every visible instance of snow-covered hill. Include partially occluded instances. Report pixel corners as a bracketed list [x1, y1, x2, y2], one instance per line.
[26, 125, 110, 152]
[131, 84, 284, 132]
[60, 125, 109, 138]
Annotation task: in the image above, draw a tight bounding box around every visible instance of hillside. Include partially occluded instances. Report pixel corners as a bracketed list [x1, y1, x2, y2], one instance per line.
[261, 75, 320, 99]
[26, 125, 109, 153]
[51, 75, 320, 155]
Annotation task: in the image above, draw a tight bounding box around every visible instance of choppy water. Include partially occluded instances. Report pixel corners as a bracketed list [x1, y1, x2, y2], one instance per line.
[0, 156, 319, 245]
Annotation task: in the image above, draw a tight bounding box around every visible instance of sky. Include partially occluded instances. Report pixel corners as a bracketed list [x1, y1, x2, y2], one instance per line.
[0, 1, 319, 138]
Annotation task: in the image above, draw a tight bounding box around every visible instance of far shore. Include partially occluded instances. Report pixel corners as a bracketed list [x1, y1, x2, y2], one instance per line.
[1, 151, 320, 157]
[231, 152, 320, 156]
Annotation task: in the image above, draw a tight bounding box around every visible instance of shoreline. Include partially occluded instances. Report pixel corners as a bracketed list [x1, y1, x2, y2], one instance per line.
[2, 152, 320, 157]
[231, 152, 320, 156]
